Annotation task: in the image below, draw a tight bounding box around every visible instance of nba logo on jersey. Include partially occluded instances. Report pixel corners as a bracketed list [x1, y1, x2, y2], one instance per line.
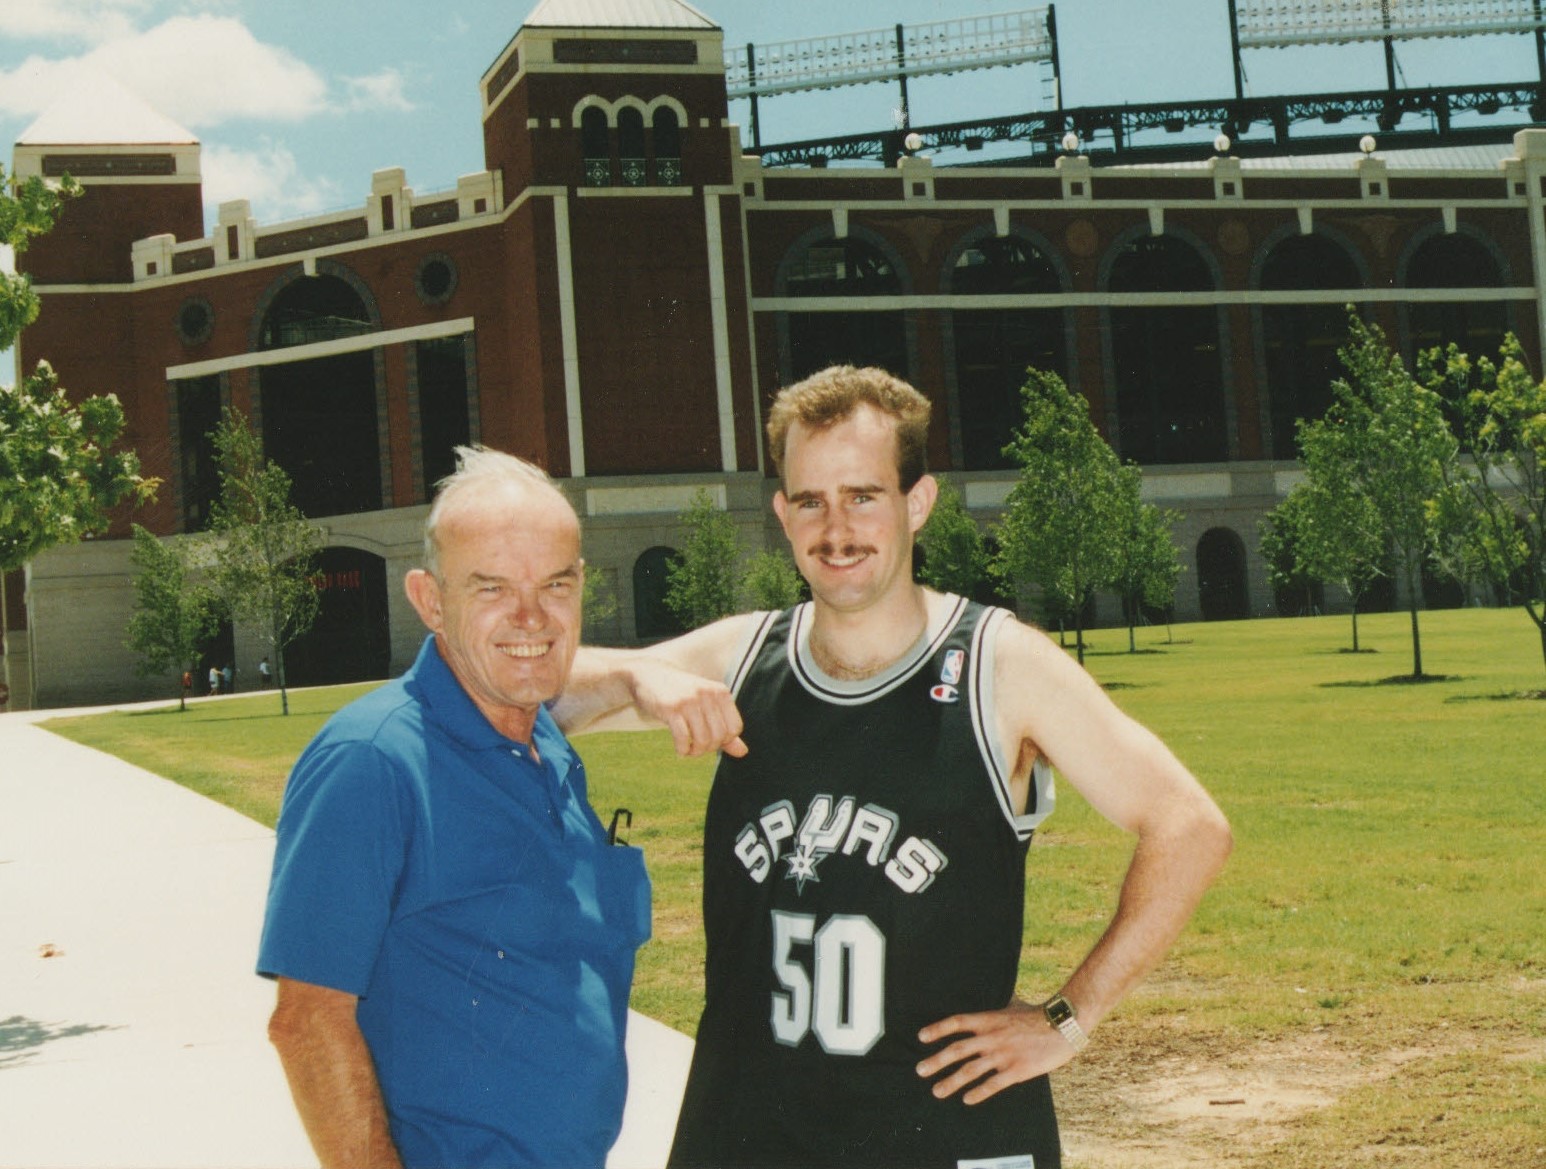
[940, 648, 964, 685]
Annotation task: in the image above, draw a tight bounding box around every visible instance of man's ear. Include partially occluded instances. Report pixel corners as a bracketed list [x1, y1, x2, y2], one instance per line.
[773, 489, 789, 532]
[907, 474, 939, 535]
[404, 568, 443, 632]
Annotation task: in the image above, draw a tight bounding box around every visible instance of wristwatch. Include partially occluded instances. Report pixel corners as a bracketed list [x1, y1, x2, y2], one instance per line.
[1043, 993, 1089, 1051]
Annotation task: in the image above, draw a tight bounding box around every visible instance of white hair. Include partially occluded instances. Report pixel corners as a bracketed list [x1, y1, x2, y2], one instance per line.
[422, 445, 573, 576]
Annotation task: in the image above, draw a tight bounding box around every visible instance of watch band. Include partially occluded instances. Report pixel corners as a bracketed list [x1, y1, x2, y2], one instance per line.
[1043, 993, 1089, 1051]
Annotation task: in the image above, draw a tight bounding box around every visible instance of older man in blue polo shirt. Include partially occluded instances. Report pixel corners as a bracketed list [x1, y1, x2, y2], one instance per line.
[259, 447, 652, 1168]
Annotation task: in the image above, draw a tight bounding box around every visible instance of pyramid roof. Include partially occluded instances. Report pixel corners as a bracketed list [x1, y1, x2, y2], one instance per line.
[17, 74, 197, 147]
[522, 0, 718, 31]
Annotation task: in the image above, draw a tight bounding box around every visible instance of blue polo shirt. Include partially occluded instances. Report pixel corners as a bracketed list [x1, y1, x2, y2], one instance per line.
[258, 636, 651, 1168]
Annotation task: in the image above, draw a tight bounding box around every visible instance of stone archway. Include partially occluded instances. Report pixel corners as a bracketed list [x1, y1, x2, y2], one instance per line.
[633, 546, 685, 642]
[1196, 528, 1249, 621]
[284, 546, 392, 687]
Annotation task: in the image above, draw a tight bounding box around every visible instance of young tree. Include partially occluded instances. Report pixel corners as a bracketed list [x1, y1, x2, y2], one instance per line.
[739, 548, 805, 612]
[1299, 311, 1459, 677]
[1111, 466, 1182, 653]
[1263, 479, 1385, 651]
[0, 166, 80, 347]
[125, 525, 218, 711]
[992, 369, 1127, 665]
[2, 166, 153, 696]
[916, 476, 987, 598]
[206, 408, 323, 715]
[1258, 488, 1321, 618]
[665, 488, 739, 629]
[582, 567, 620, 630]
[0, 362, 156, 572]
[1424, 333, 1546, 676]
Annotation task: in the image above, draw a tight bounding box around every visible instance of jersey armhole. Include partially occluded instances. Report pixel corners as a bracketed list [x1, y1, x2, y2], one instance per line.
[971, 607, 1057, 841]
[725, 609, 781, 697]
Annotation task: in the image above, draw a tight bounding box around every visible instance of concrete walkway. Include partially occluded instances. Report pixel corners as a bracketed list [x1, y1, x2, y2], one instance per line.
[0, 705, 692, 1169]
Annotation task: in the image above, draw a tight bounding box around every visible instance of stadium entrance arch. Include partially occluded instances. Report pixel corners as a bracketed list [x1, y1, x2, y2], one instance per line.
[256, 270, 384, 519]
[285, 546, 392, 687]
[1197, 527, 1249, 621]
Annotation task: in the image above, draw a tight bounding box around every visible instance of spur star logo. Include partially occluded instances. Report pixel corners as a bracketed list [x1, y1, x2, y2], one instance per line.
[732, 793, 949, 896]
[782, 843, 825, 892]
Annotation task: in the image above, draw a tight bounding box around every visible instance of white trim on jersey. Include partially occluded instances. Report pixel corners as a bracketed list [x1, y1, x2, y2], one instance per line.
[787, 595, 969, 706]
[970, 606, 1057, 841]
[725, 609, 780, 697]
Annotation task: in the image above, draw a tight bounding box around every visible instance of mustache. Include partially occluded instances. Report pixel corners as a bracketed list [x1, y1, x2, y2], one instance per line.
[808, 542, 877, 559]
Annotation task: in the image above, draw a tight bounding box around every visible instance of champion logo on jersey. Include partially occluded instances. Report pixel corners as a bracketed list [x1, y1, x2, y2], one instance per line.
[929, 683, 959, 704]
[940, 648, 965, 685]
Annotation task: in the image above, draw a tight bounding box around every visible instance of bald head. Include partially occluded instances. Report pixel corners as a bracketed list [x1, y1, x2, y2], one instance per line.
[423, 446, 576, 578]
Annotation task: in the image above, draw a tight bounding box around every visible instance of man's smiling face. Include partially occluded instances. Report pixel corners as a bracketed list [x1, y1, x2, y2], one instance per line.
[774, 403, 932, 617]
[408, 483, 583, 742]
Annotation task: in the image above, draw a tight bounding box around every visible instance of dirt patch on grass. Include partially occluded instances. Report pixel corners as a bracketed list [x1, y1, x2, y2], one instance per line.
[1054, 1023, 1531, 1168]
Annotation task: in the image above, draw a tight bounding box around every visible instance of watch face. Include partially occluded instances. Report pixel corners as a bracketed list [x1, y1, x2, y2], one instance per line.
[1045, 996, 1074, 1026]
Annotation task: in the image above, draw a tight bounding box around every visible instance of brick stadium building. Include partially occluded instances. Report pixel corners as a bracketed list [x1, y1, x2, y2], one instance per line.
[5, 0, 1541, 708]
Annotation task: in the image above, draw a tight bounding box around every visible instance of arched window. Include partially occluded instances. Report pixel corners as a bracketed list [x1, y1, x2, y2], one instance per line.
[258, 274, 375, 351]
[174, 373, 222, 532]
[1260, 234, 1360, 459]
[634, 547, 685, 641]
[258, 274, 383, 517]
[949, 235, 1066, 469]
[1107, 236, 1226, 464]
[416, 336, 471, 494]
[618, 107, 646, 187]
[785, 237, 902, 296]
[782, 235, 908, 381]
[653, 107, 681, 185]
[1407, 232, 1509, 435]
[581, 106, 610, 187]
[1406, 232, 1508, 363]
[1196, 527, 1249, 620]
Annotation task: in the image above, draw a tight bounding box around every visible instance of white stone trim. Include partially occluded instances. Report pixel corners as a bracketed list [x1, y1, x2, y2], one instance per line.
[752, 287, 1537, 312]
[551, 196, 586, 478]
[586, 482, 726, 517]
[164, 317, 474, 380]
[704, 192, 737, 472]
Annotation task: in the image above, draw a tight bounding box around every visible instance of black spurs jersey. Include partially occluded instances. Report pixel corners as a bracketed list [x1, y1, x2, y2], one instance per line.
[668, 596, 1061, 1169]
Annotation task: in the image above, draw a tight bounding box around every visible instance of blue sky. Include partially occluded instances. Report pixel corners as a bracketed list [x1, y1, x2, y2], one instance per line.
[2, 0, 1535, 229]
[0, 0, 1537, 378]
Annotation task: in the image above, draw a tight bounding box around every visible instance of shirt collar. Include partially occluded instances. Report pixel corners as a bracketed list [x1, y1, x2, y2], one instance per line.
[407, 633, 551, 753]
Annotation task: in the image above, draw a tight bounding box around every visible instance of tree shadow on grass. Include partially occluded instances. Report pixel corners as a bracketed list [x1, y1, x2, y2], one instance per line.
[1445, 689, 1546, 703]
[0, 1015, 119, 1070]
[1319, 675, 1460, 689]
[120, 708, 314, 726]
[1102, 682, 1144, 692]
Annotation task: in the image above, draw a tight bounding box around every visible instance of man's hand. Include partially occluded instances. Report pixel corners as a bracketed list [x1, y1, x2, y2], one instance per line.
[915, 998, 1079, 1105]
[630, 661, 747, 758]
[269, 978, 402, 1168]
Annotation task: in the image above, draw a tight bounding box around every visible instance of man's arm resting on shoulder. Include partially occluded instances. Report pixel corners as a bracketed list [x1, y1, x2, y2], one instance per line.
[553, 615, 753, 757]
[918, 617, 1233, 1104]
[269, 977, 402, 1169]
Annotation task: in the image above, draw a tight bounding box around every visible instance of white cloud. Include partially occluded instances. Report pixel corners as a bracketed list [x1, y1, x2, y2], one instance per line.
[0, 0, 147, 46]
[0, 15, 333, 127]
[200, 139, 342, 224]
[341, 68, 414, 114]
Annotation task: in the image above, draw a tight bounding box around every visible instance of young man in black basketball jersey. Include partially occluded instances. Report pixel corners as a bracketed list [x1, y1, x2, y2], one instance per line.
[559, 366, 1232, 1168]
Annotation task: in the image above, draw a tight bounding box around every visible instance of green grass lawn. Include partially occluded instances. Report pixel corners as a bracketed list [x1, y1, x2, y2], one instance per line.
[42, 607, 1546, 1167]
